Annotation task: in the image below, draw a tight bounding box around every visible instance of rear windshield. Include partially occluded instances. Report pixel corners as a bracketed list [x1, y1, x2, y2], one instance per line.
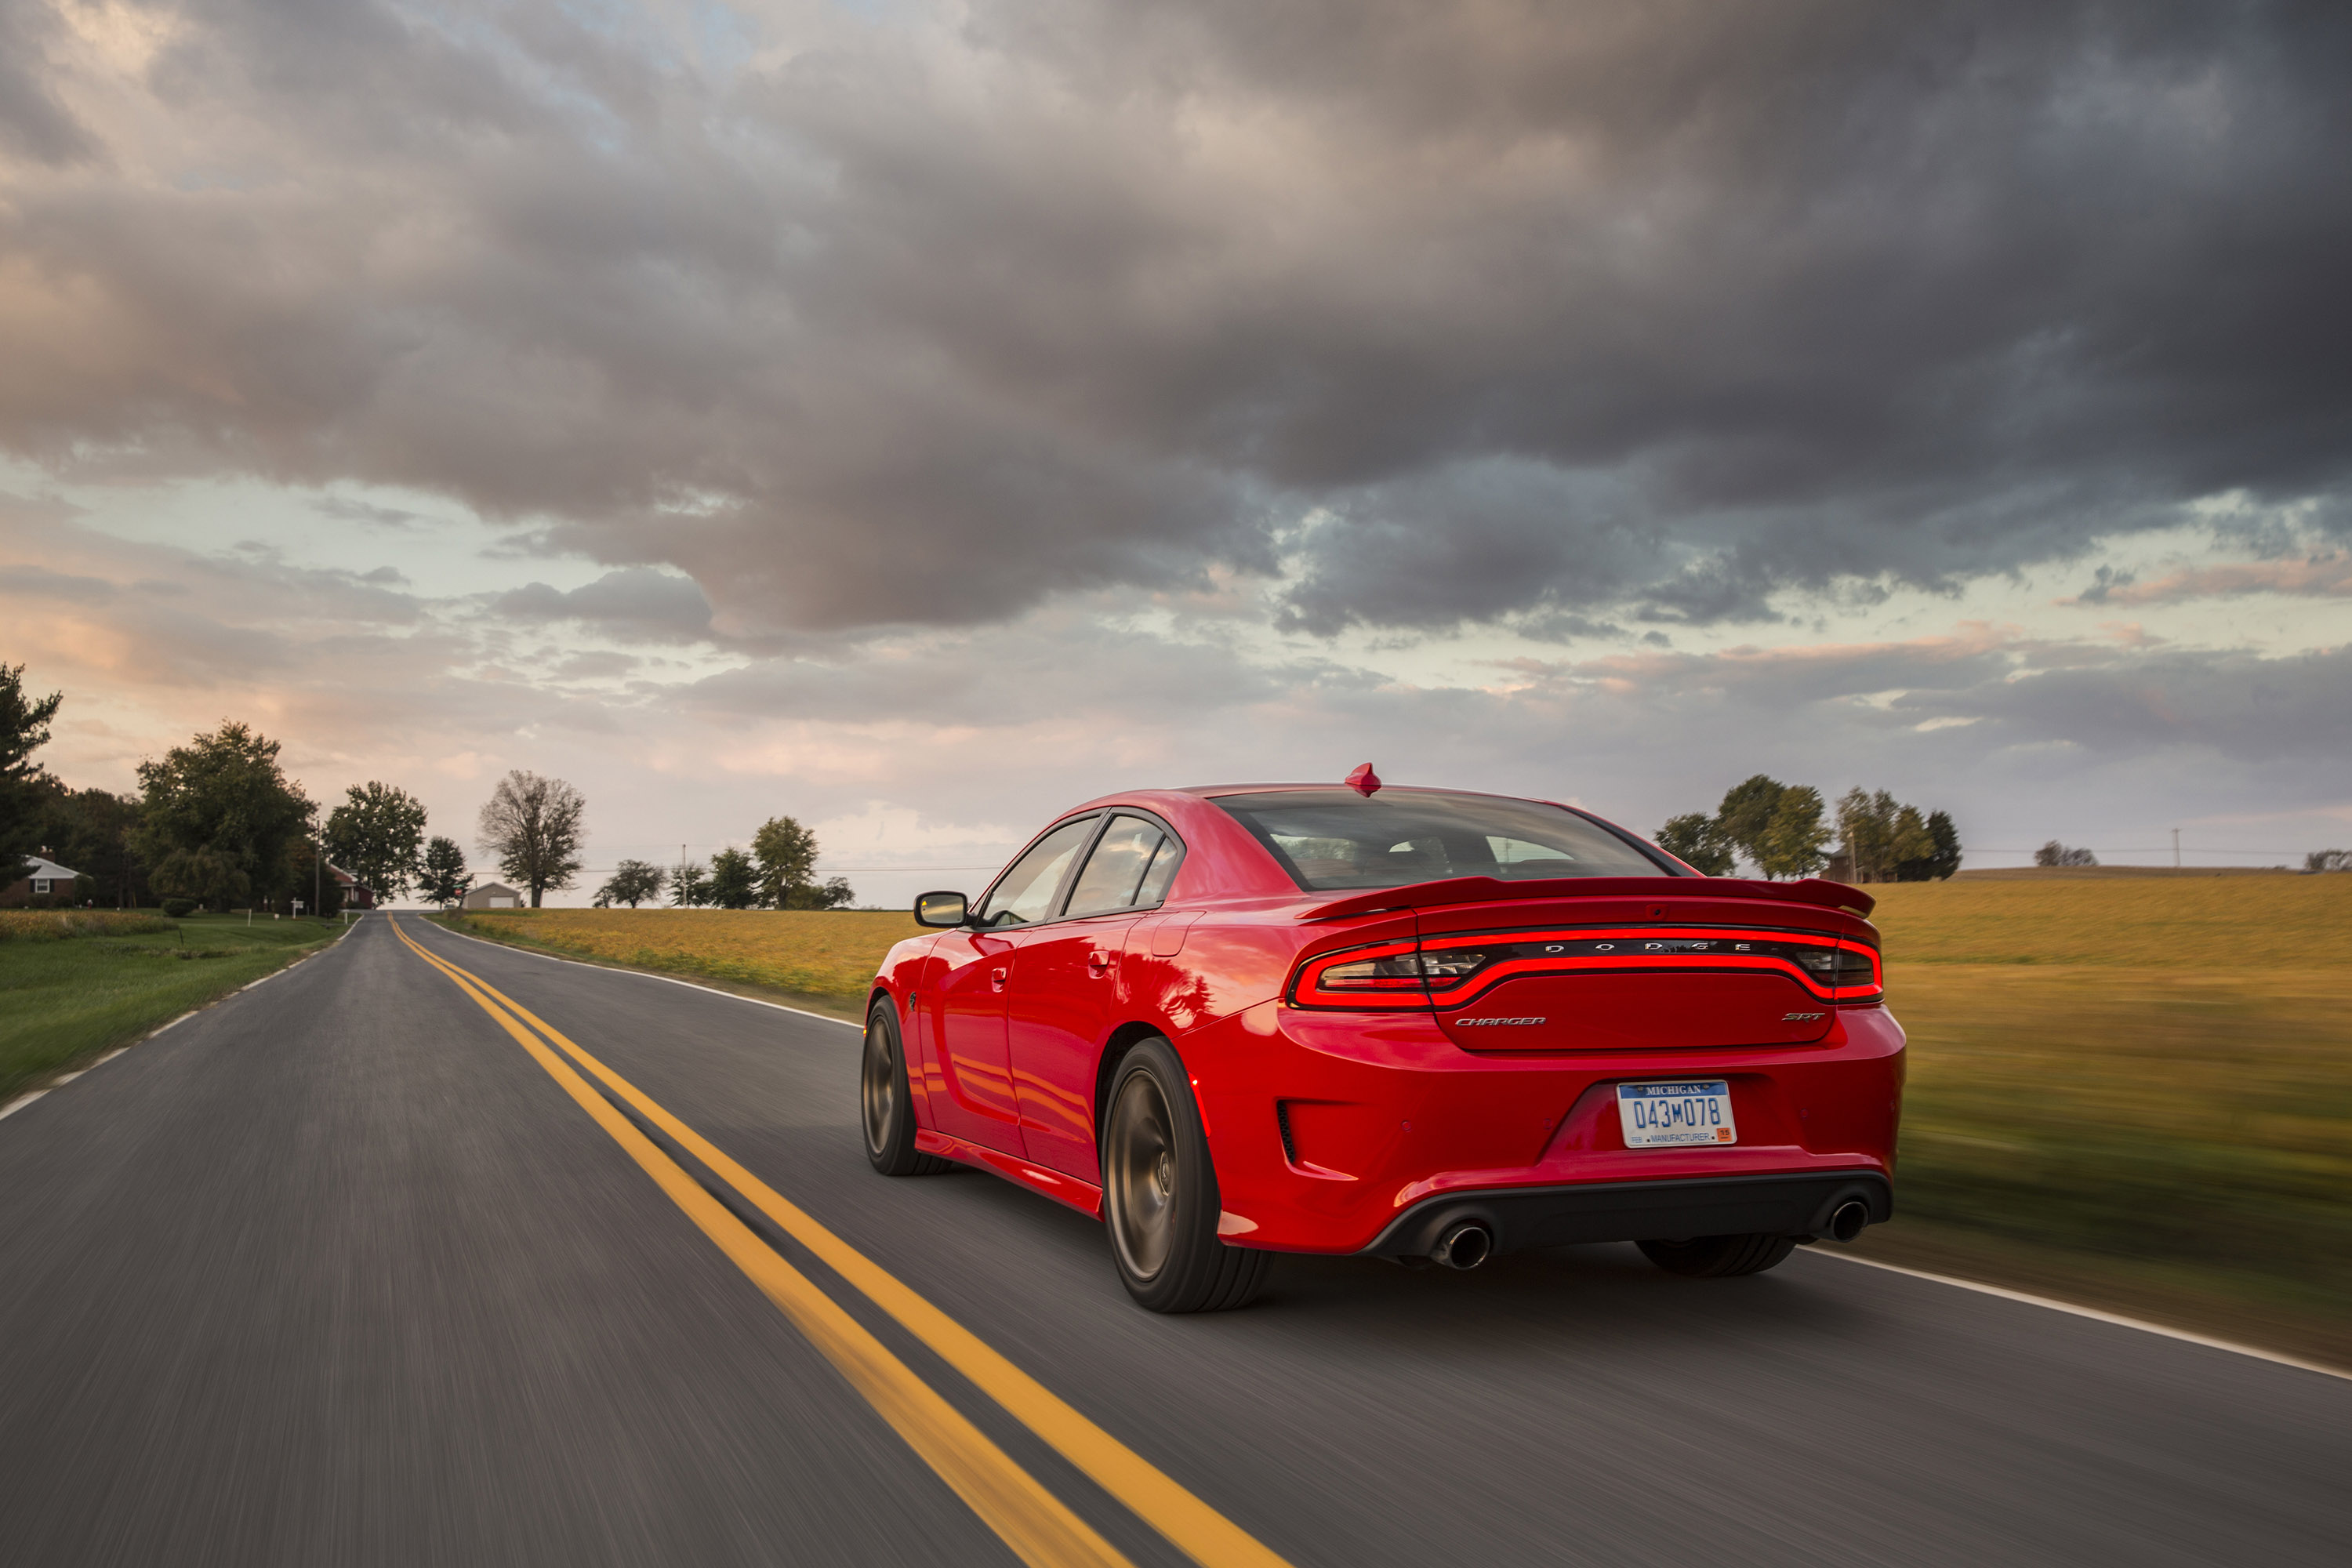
[1213, 789, 1677, 891]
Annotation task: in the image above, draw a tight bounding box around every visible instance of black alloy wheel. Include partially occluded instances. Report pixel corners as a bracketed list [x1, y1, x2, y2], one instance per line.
[1102, 1038, 1271, 1312]
[1636, 1233, 1797, 1278]
[862, 1000, 953, 1176]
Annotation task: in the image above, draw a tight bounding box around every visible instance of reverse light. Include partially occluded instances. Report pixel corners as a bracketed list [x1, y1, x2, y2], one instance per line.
[1291, 939, 1436, 1010]
[1318, 953, 1428, 988]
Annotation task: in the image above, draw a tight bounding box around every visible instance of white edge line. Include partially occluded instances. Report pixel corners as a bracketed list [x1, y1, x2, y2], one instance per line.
[1809, 1247, 2350, 1382]
[408, 916, 862, 1029]
[1, 924, 354, 1123]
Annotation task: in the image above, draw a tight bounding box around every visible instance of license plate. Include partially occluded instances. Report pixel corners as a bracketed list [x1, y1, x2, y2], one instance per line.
[1617, 1080, 1737, 1148]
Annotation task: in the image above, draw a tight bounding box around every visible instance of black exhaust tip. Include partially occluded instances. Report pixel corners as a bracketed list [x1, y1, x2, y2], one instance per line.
[1825, 1200, 1870, 1243]
[1432, 1222, 1493, 1270]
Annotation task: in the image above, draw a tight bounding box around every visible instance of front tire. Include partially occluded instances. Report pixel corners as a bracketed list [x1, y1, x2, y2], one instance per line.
[1102, 1040, 1270, 1313]
[862, 999, 953, 1176]
[1637, 1233, 1797, 1278]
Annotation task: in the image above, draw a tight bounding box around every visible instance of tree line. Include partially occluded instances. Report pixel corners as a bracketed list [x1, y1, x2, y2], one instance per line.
[1655, 775, 1962, 884]
[2, 665, 852, 913]
[592, 818, 855, 910]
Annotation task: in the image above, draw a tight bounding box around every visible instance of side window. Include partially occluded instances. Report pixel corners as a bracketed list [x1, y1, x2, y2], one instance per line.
[1134, 832, 1183, 906]
[976, 817, 1098, 927]
[1064, 815, 1183, 917]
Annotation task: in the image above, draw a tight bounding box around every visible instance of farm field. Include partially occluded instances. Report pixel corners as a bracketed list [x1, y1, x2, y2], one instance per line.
[438, 907, 920, 1014]
[441, 873, 2351, 1363]
[1853, 870, 2352, 1365]
[0, 912, 349, 1102]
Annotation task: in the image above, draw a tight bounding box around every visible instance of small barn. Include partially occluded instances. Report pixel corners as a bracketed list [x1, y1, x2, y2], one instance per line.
[463, 882, 523, 909]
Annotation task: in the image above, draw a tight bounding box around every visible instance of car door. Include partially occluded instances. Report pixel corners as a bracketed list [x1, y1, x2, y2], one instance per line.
[923, 815, 1099, 1154]
[1005, 813, 1186, 1181]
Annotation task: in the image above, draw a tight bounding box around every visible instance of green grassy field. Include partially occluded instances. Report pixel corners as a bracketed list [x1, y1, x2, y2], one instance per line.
[0, 912, 350, 1102]
[1854, 871, 2351, 1364]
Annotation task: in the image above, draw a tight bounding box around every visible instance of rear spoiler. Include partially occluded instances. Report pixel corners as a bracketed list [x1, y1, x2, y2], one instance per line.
[1300, 875, 1875, 922]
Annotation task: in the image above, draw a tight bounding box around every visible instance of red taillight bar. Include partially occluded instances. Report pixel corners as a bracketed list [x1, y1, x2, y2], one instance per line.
[1290, 925, 1885, 1011]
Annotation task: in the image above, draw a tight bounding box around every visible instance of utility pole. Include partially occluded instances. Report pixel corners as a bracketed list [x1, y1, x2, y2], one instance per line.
[2173, 828, 2181, 868]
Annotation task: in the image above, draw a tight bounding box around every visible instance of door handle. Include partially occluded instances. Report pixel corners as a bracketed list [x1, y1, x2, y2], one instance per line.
[990, 966, 1008, 991]
[1086, 950, 1114, 976]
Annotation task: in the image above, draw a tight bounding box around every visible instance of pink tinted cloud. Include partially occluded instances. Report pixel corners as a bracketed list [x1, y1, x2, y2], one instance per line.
[2063, 554, 2352, 607]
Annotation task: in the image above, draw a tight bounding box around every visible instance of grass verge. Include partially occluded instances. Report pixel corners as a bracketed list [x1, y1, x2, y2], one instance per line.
[0, 913, 350, 1103]
[1857, 962, 2352, 1367]
[429, 908, 920, 1020]
[1845, 1217, 2352, 1372]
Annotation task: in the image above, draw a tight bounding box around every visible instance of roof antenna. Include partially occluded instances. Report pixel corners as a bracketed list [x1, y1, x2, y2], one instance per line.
[1345, 762, 1381, 797]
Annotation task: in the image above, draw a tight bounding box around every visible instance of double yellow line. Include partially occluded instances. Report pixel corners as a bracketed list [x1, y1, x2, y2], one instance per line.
[390, 918, 1288, 1568]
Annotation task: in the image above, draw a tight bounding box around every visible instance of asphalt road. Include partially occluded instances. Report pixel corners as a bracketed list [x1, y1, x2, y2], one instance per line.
[2, 913, 2345, 1567]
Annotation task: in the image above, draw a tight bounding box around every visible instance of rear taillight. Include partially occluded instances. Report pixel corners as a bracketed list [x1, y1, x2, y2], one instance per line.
[1291, 939, 1437, 1010]
[1833, 943, 1882, 996]
[1290, 927, 1884, 1009]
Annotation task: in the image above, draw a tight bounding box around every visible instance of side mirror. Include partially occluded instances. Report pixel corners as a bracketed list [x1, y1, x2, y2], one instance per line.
[914, 891, 971, 928]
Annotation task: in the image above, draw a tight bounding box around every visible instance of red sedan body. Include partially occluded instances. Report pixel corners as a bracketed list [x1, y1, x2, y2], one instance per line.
[867, 782, 1902, 1269]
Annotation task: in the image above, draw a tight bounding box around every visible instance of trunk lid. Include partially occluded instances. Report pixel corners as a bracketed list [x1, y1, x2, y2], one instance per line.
[1303, 879, 1878, 1053]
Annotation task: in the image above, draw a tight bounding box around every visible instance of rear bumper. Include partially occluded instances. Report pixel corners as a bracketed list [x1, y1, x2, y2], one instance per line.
[1189, 996, 1906, 1253]
[1357, 1170, 1893, 1260]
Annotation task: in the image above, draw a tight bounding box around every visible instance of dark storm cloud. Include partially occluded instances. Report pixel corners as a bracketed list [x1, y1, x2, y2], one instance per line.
[4, 1, 2350, 635]
[0, 3, 93, 165]
[678, 616, 1306, 727]
[491, 568, 716, 644]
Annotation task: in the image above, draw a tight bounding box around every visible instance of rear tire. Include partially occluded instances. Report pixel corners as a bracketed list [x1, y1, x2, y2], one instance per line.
[1102, 1039, 1271, 1313]
[862, 999, 953, 1177]
[1637, 1233, 1797, 1278]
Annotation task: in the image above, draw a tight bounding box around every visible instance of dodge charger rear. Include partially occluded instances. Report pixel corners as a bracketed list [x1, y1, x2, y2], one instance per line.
[861, 779, 1903, 1312]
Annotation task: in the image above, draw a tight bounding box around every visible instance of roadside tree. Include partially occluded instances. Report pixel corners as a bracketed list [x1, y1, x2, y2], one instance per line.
[783, 876, 856, 909]
[1834, 789, 1936, 884]
[419, 837, 473, 907]
[669, 857, 711, 906]
[1901, 810, 1964, 882]
[1, 662, 64, 884]
[133, 721, 314, 911]
[706, 846, 759, 909]
[38, 784, 147, 907]
[1654, 811, 1735, 876]
[325, 781, 428, 901]
[476, 770, 586, 907]
[149, 845, 250, 909]
[751, 815, 820, 907]
[594, 859, 666, 909]
[1755, 786, 1831, 880]
[1714, 775, 1786, 872]
[284, 837, 345, 916]
[2036, 840, 2099, 867]
[2307, 849, 2350, 873]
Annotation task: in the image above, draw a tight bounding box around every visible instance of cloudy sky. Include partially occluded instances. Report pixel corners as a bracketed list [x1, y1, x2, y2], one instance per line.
[5, 0, 2348, 904]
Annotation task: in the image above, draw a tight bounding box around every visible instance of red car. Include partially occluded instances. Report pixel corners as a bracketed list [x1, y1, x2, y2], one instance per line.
[860, 776, 1903, 1312]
